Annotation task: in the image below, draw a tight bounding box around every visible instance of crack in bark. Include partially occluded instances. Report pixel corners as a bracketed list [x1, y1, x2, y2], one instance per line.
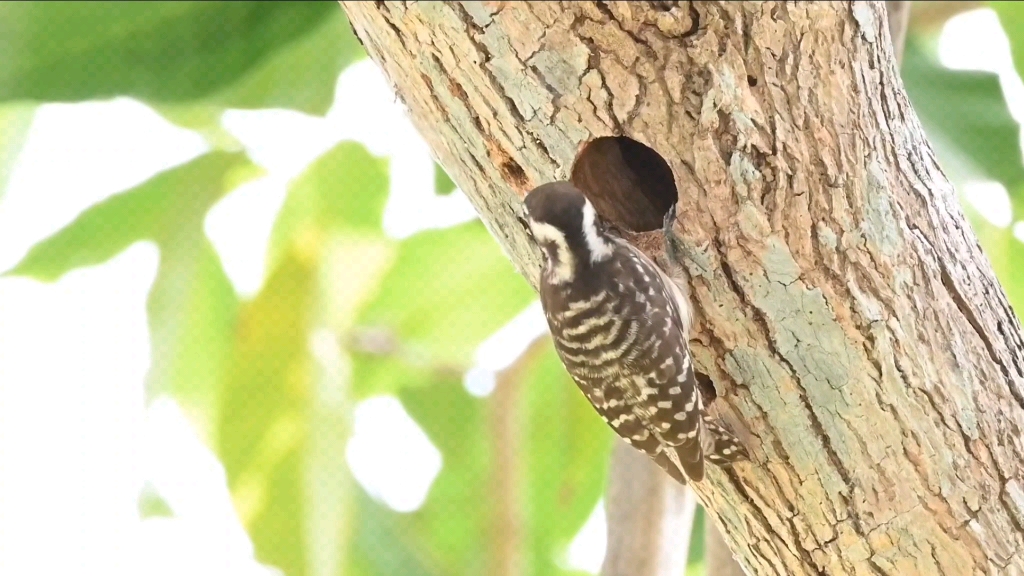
[940, 263, 1023, 401]
[573, 8, 627, 133]
[683, 2, 701, 40]
[724, 468, 828, 575]
[451, 2, 528, 128]
[715, 239, 887, 561]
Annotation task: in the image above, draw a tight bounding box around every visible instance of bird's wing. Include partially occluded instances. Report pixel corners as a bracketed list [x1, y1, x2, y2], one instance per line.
[609, 236, 692, 336]
[605, 236, 705, 481]
[575, 374, 702, 483]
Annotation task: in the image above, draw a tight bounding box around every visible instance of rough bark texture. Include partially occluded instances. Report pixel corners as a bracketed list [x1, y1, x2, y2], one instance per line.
[341, 2, 1024, 574]
[601, 443, 696, 576]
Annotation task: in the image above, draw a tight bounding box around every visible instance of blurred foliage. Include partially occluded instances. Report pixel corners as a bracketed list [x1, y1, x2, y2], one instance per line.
[902, 37, 1024, 200]
[5, 152, 262, 439]
[4, 2, 1024, 576]
[0, 5, 597, 574]
[686, 508, 707, 576]
[396, 346, 612, 576]
[992, 1, 1024, 219]
[138, 482, 175, 520]
[358, 222, 534, 372]
[0, 2, 360, 114]
[435, 162, 458, 196]
[0, 105, 35, 200]
[266, 142, 391, 272]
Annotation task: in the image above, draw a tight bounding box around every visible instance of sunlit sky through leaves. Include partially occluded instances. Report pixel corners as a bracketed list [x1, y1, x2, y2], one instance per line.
[0, 10, 1018, 575]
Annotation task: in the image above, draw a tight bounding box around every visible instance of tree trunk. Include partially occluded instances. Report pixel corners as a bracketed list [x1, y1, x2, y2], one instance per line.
[341, 2, 1024, 574]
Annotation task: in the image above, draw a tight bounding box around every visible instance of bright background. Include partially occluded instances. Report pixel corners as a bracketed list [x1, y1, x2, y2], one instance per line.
[1, 3, 1023, 575]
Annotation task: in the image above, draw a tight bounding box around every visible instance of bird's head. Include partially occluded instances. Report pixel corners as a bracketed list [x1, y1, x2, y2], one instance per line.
[521, 181, 612, 284]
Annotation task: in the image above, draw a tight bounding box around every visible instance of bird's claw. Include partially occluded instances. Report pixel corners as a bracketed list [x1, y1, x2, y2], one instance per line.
[663, 203, 677, 236]
[662, 203, 684, 269]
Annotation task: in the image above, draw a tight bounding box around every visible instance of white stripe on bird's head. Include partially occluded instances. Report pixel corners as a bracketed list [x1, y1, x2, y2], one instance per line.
[581, 200, 612, 263]
[528, 217, 575, 284]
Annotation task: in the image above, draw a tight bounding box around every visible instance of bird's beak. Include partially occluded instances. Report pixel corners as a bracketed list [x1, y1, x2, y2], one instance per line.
[516, 206, 534, 240]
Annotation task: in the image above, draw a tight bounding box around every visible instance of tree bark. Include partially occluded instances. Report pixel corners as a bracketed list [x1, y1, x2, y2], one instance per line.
[341, 2, 1024, 574]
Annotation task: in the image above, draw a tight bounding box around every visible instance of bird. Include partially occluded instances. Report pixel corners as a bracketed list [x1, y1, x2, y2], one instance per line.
[520, 181, 747, 484]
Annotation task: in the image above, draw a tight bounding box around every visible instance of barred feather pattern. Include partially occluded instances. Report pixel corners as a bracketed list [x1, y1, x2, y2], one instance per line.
[542, 237, 746, 483]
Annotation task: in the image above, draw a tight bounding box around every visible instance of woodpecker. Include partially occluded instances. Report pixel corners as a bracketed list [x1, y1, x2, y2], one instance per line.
[522, 181, 747, 484]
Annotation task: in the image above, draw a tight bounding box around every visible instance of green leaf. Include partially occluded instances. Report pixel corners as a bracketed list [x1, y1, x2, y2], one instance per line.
[152, 105, 243, 151]
[5, 151, 261, 280]
[398, 379, 492, 576]
[434, 163, 457, 196]
[149, 7, 365, 148]
[218, 251, 320, 575]
[0, 2, 359, 114]
[902, 36, 1024, 203]
[268, 142, 390, 272]
[358, 221, 535, 371]
[138, 482, 174, 519]
[352, 219, 534, 398]
[994, 1, 1024, 105]
[0, 104, 35, 200]
[145, 238, 238, 438]
[349, 354, 424, 399]
[151, 8, 366, 144]
[207, 9, 364, 115]
[687, 506, 706, 574]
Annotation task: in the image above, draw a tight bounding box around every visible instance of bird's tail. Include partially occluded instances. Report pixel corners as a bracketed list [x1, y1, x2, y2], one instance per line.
[652, 443, 705, 485]
[649, 413, 748, 485]
[702, 416, 749, 466]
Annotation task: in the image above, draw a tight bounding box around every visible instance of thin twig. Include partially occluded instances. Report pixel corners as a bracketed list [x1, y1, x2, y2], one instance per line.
[489, 335, 549, 576]
[886, 2, 912, 65]
[346, 326, 466, 380]
[705, 515, 747, 576]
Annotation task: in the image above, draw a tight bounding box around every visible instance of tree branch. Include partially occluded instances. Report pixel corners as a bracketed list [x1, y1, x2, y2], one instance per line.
[908, 1, 982, 33]
[487, 334, 548, 576]
[601, 443, 696, 576]
[346, 326, 465, 380]
[885, 1, 911, 65]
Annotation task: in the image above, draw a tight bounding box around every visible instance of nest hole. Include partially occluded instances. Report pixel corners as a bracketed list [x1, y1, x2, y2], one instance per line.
[569, 136, 678, 232]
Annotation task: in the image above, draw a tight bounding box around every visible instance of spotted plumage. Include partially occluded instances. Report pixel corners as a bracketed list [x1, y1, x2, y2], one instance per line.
[522, 181, 747, 483]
